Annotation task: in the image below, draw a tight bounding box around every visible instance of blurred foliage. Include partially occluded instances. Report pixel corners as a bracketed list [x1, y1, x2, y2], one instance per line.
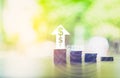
[83, 0, 120, 40]
[0, 0, 120, 45]
[34, 0, 95, 43]
[0, 0, 5, 43]
[34, 0, 120, 42]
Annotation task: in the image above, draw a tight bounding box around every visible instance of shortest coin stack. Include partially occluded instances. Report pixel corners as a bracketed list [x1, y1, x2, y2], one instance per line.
[101, 57, 114, 61]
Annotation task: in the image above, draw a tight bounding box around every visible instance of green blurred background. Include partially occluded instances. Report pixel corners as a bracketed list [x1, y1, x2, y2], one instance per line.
[0, 0, 120, 78]
[0, 0, 120, 48]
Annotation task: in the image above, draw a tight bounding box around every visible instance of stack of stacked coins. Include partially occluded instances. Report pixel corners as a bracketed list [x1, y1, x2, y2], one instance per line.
[70, 51, 82, 64]
[85, 53, 97, 63]
[54, 49, 66, 65]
